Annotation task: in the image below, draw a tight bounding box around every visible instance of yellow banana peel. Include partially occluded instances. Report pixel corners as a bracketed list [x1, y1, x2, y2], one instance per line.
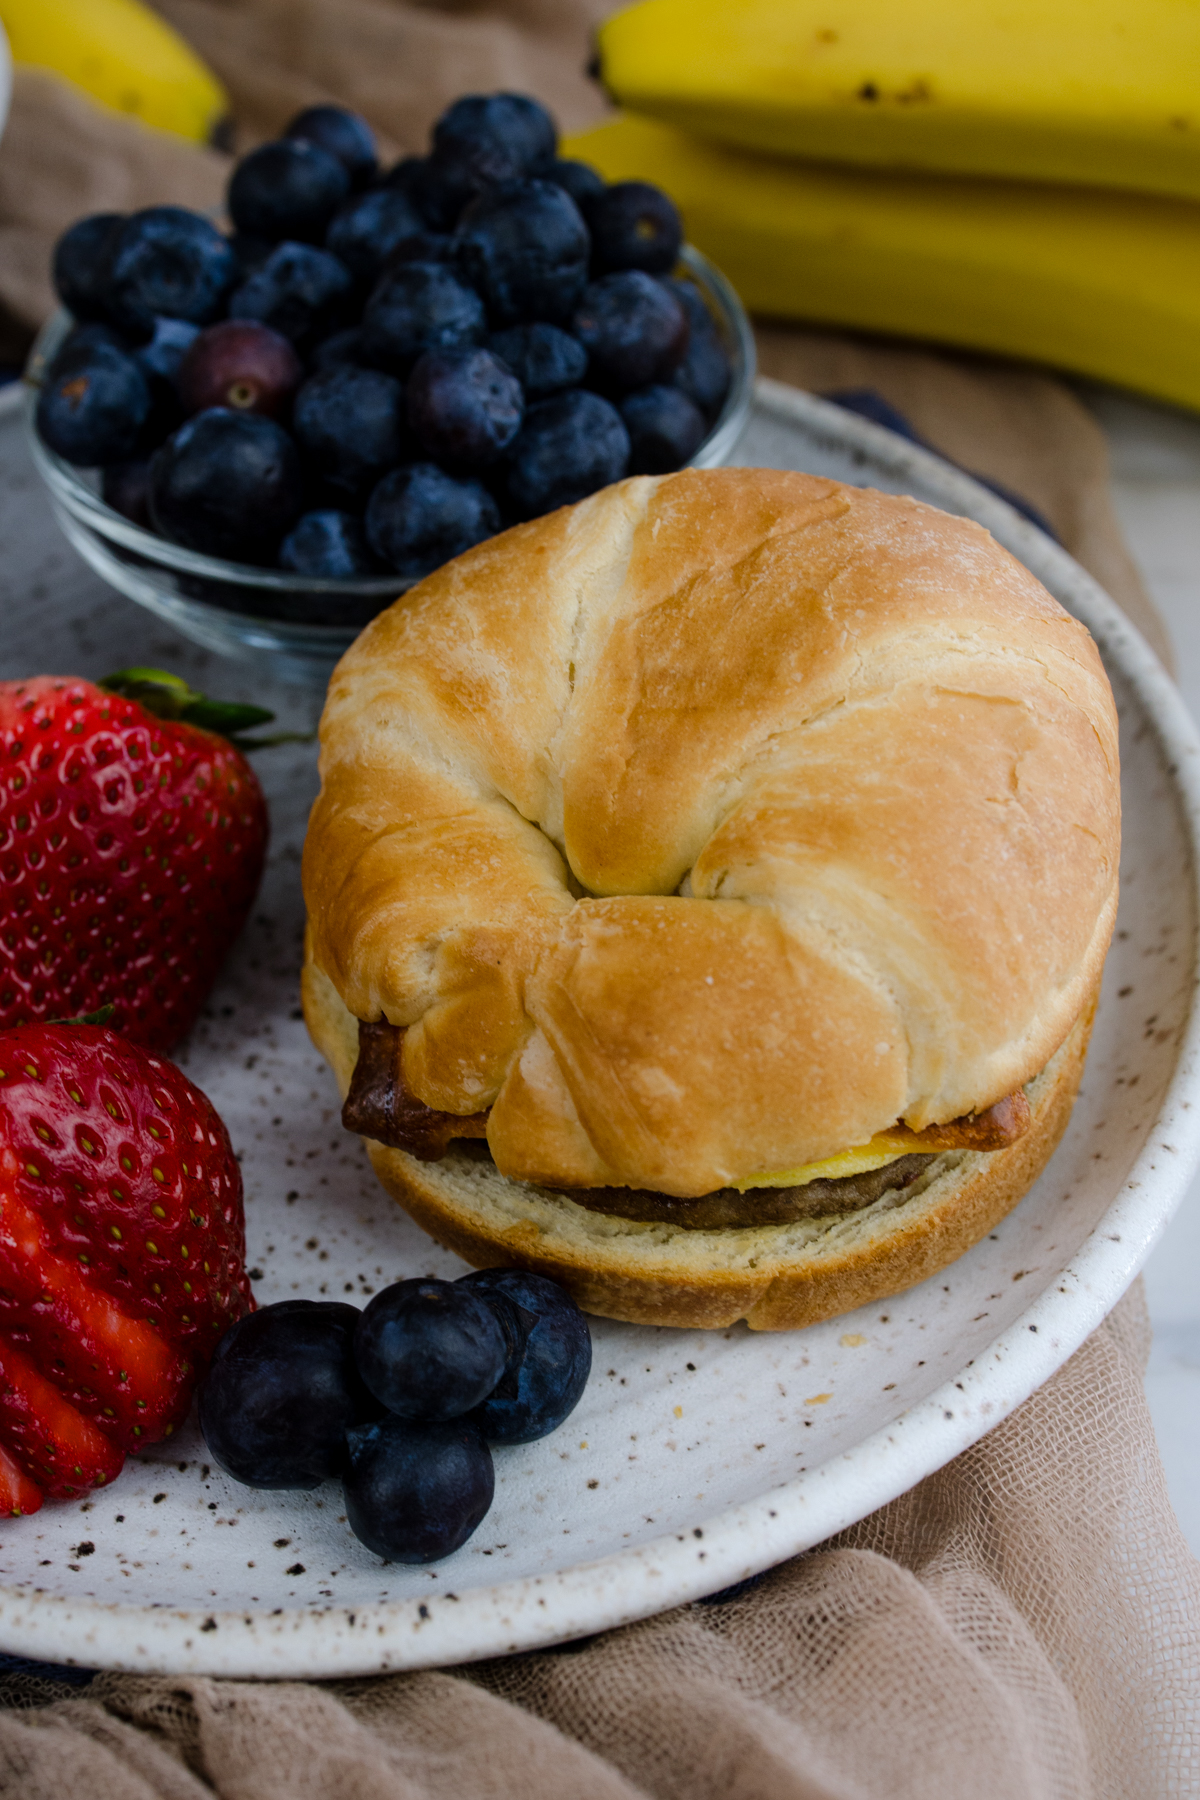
[0, 0, 229, 145]
[565, 113, 1200, 415]
[598, 0, 1200, 203]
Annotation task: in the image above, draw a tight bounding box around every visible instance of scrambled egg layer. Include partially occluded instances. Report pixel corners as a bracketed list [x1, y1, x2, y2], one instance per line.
[731, 1133, 920, 1194]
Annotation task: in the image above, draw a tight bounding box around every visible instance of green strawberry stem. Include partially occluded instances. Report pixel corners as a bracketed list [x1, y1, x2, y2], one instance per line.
[49, 1004, 116, 1028]
[100, 668, 311, 749]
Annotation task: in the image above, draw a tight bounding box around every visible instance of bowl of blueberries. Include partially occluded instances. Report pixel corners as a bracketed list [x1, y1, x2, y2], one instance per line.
[25, 92, 754, 687]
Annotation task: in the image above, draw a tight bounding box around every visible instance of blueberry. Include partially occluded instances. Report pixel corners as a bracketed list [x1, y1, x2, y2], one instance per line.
[178, 319, 304, 418]
[664, 280, 731, 417]
[229, 139, 351, 244]
[673, 331, 732, 420]
[486, 322, 586, 399]
[365, 464, 500, 579]
[458, 1269, 592, 1444]
[284, 104, 378, 190]
[353, 1277, 508, 1419]
[199, 1299, 379, 1490]
[456, 180, 589, 327]
[36, 341, 152, 465]
[571, 271, 689, 392]
[502, 388, 629, 517]
[52, 212, 125, 320]
[293, 364, 408, 496]
[620, 384, 707, 473]
[387, 156, 464, 232]
[432, 93, 557, 177]
[545, 159, 606, 211]
[279, 509, 379, 576]
[134, 316, 200, 385]
[382, 230, 457, 269]
[325, 186, 427, 286]
[428, 93, 558, 219]
[149, 408, 304, 563]
[406, 347, 523, 468]
[380, 155, 427, 203]
[49, 321, 137, 373]
[106, 207, 236, 332]
[229, 231, 273, 278]
[308, 327, 364, 372]
[343, 1415, 494, 1562]
[359, 261, 485, 375]
[587, 180, 683, 277]
[101, 459, 152, 527]
[662, 275, 712, 337]
[229, 241, 354, 348]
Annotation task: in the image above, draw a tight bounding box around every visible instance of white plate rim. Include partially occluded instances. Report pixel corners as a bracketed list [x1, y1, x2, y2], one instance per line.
[1, 377, 1198, 1677]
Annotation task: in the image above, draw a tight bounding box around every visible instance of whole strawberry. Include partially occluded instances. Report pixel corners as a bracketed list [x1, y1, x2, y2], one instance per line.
[0, 670, 271, 1050]
[0, 1021, 253, 1513]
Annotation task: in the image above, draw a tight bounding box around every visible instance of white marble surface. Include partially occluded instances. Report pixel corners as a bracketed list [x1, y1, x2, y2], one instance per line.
[1083, 384, 1200, 1557]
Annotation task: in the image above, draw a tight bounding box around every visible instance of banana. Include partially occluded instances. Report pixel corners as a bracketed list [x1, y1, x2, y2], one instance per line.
[565, 113, 1200, 414]
[0, 0, 229, 145]
[597, 0, 1200, 203]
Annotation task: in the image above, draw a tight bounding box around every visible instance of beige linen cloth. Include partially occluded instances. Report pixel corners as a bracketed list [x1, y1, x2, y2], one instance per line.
[0, 6, 1195, 1794]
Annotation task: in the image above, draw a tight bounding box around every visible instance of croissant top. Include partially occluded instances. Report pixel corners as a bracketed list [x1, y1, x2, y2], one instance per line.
[303, 468, 1120, 1198]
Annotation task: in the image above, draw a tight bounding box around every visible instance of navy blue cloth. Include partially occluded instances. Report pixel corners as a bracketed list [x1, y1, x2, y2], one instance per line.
[0, 1651, 94, 1685]
[693, 1570, 772, 1606]
[822, 388, 1061, 544]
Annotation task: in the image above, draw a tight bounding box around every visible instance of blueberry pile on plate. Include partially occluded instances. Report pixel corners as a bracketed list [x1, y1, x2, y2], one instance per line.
[35, 93, 732, 616]
[198, 1268, 592, 1562]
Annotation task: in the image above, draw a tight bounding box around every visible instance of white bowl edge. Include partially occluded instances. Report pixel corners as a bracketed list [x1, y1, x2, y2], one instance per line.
[0, 381, 1196, 1675]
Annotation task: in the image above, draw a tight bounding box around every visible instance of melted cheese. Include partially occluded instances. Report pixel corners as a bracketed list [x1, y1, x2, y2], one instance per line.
[731, 1133, 919, 1194]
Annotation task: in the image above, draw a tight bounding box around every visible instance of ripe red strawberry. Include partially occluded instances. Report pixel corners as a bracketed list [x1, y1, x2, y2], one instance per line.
[0, 1020, 253, 1512]
[0, 670, 270, 1050]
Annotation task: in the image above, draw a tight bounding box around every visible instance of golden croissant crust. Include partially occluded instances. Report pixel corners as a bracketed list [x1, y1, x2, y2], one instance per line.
[303, 468, 1119, 1199]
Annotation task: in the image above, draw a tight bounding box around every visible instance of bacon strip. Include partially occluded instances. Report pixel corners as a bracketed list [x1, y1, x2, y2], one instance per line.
[342, 1022, 490, 1161]
[902, 1089, 1031, 1152]
[342, 1019, 1031, 1164]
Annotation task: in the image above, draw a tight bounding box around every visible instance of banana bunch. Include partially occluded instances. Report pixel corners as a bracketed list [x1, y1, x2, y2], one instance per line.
[0, 0, 228, 145]
[564, 113, 1200, 414]
[584, 1, 1200, 410]
[597, 0, 1200, 203]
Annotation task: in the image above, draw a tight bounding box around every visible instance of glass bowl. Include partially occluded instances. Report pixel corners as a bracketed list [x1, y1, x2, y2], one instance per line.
[23, 246, 756, 688]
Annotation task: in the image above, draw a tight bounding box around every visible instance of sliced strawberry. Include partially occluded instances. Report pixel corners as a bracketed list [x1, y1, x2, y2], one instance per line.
[0, 1026, 250, 1371]
[0, 1159, 191, 1444]
[0, 1442, 43, 1516]
[0, 673, 269, 1050]
[0, 1022, 252, 1510]
[0, 1337, 123, 1500]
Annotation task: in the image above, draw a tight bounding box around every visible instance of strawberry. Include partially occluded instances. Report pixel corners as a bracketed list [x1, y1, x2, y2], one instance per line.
[0, 669, 271, 1050]
[0, 1020, 253, 1512]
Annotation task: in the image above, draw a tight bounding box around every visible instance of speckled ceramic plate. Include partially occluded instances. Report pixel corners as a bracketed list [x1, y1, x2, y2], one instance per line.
[1, 379, 1198, 1678]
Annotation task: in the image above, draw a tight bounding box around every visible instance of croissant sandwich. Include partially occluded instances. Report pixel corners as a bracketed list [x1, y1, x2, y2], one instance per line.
[302, 468, 1120, 1330]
